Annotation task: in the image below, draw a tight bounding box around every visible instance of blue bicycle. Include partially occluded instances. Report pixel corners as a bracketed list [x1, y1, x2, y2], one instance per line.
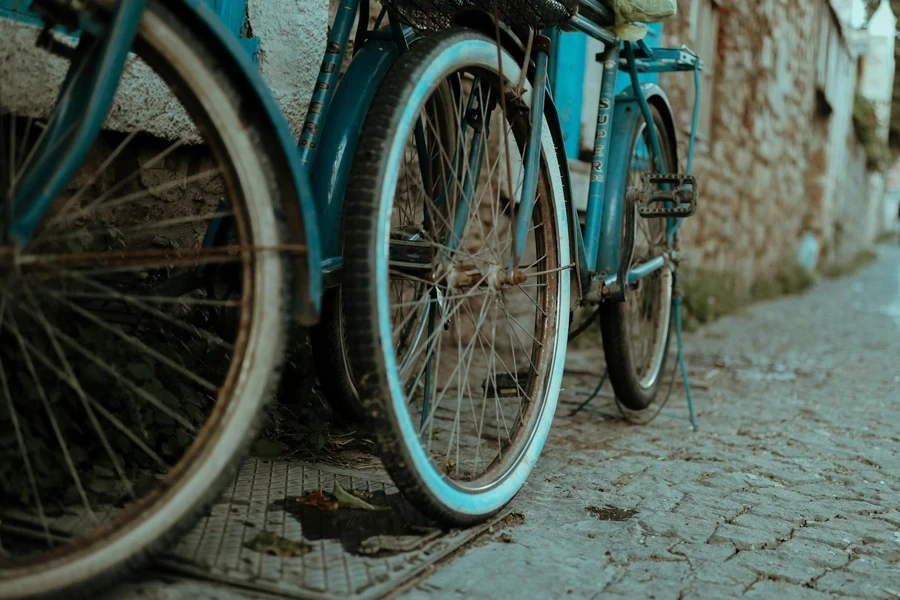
[0, 0, 701, 596]
[334, 0, 702, 524]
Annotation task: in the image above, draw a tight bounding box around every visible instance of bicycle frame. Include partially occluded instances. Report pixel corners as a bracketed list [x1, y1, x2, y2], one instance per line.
[552, 0, 702, 301]
[2, 0, 414, 322]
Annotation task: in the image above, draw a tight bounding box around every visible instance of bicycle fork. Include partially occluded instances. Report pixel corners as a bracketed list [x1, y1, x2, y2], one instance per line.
[509, 35, 551, 273]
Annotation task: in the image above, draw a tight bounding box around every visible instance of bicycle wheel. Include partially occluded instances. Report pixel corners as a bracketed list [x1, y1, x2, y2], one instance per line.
[311, 80, 459, 423]
[343, 29, 570, 524]
[599, 105, 676, 410]
[0, 3, 290, 598]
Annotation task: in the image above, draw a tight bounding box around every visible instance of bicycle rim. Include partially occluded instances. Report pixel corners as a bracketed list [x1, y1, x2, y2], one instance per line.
[0, 2, 287, 596]
[344, 31, 570, 523]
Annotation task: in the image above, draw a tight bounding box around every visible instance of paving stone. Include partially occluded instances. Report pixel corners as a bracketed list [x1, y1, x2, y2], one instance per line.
[637, 512, 718, 544]
[731, 514, 795, 537]
[814, 570, 899, 599]
[731, 549, 824, 584]
[708, 524, 781, 551]
[689, 560, 757, 587]
[850, 542, 900, 562]
[793, 523, 859, 549]
[776, 538, 851, 569]
[745, 580, 833, 599]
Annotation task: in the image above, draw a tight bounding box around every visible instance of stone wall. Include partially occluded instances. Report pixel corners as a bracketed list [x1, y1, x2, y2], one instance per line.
[659, 0, 880, 292]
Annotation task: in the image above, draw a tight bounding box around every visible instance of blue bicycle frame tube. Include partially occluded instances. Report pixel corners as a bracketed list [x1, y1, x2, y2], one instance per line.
[298, 0, 358, 168]
[11, 0, 146, 245]
[582, 43, 619, 274]
[447, 80, 484, 252]
[625, 42, 663, 173]
[599, 254, 666, 289]
[450, 129, 487, 252]
[511, 48, 550, 266]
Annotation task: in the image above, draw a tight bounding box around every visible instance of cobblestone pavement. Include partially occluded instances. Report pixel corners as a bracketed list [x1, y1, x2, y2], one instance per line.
[105, 247, 899, 600]
[401, 246, 900, 600]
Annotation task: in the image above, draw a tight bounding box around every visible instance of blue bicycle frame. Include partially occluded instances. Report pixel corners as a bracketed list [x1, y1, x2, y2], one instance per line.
[540, 0, 703, 302]
[3, 0, 412, 323]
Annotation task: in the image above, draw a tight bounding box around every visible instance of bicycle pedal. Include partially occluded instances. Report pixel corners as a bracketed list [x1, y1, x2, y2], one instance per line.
[482, 372, 529, 397]
[636, 173, 698, 218]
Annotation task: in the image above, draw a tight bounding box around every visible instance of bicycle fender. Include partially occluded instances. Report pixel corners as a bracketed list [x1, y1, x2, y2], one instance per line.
[618, 82, 679, 167]
[311, 38, 401, 260]
[596, 83, 678, 276]
[165, 0, 323, 324]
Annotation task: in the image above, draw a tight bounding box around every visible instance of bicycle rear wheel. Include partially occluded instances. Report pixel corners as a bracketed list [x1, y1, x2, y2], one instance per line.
[311, 79, 459, 423]
[599, 105, 675, 411]
[0, 2, 290, 597]
[343, 29, 570, 525]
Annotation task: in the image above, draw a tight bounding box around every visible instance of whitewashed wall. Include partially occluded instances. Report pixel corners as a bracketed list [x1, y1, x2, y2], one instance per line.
[0, 2, 328, 140]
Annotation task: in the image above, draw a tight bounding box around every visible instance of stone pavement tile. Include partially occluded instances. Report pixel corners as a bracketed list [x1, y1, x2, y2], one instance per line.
[732, 514, 796, 537]
[708, 524, 782, 551]
[405, 541, 619, 600]
[724, 491, 815, 523]
[603, 561, 691, 600]
[754, 486, 817, 503]
[814, 570, 899, 600]
[851, 542, 900, 562]
[874, 512, 900, 527]
[616, 476, 685, 512]
[700, 472, 781, 492]
[668, 541, 737, 563]
[744, 580, 833, 599]
[843, 555, 898, 575]
[811, 499, 886, 517]
[817, 516, 900, 545]
[606, 535, 683, 564]
[730, 549, 824, 584]
[637, 512, 718, 544]
[670, 487, 748, 521]
[793, 523, 859, 549]
[776, 538, 851, 569]
[679, 583, 748, 599]
[688, 560, 757, 588]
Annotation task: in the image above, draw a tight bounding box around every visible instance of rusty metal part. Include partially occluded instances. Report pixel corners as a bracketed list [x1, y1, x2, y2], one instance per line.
[0, 244, 307, 273]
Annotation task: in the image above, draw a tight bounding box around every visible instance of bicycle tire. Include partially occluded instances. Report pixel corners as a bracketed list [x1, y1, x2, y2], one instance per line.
[0, 2, 291, 597]
[599, 104, 676, 411]
[343, 28, 570, 525]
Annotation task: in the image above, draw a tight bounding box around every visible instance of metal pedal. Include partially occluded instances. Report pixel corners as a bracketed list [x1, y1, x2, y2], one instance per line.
[636, 173, 698, 218]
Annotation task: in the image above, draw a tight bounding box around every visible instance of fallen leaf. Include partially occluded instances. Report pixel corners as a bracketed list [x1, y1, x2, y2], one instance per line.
[333, 482, 390, 511]
[243, 531, 311, 557]
[296, 489, 339, 512]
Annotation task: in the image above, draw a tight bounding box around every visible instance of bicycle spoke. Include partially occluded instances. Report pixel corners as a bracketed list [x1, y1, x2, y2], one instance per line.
[46, 268, 233, 350]
[0, 296, 53, 545]
[18, 284, 136, 499]
[6, 308, 98, 525]
[5, 327, 167, 469]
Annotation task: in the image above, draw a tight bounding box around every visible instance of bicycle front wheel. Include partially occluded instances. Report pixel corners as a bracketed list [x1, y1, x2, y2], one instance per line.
[599, 104, 676, 411]
[0, 2, 291, 597]
[343, 29, 571, 525]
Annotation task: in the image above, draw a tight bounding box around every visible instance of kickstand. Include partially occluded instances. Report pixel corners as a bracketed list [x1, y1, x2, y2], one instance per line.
[569, 273, 698, 430]
[673, 272, 697, 430]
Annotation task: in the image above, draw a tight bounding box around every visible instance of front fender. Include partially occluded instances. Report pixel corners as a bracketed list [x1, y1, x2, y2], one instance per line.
[596, 83, 678, 276]
[166, 0, 323, 324]
[311, 34, 405, 260]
